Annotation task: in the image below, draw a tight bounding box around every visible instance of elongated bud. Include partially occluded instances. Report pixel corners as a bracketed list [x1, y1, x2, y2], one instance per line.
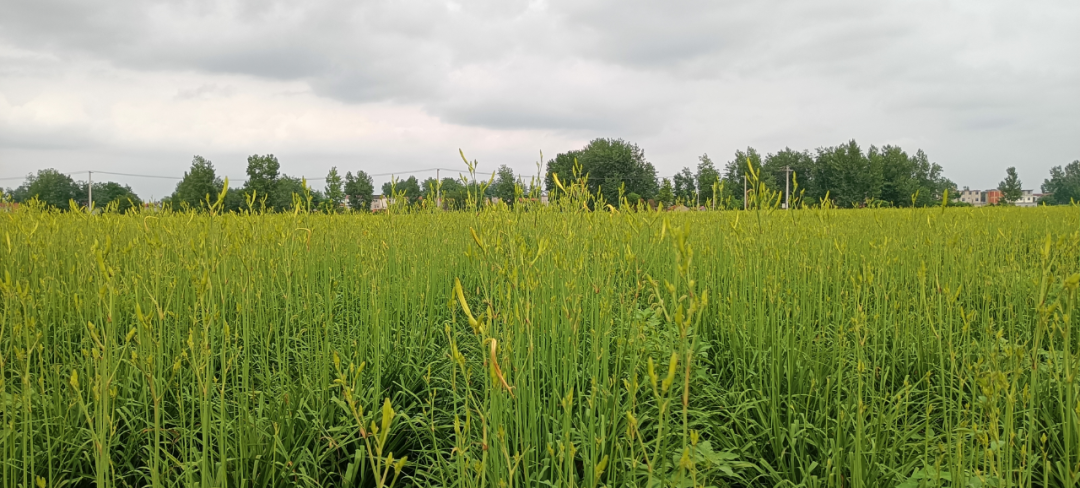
[381, 398, 395, 443]
[662, 352, 678, 394]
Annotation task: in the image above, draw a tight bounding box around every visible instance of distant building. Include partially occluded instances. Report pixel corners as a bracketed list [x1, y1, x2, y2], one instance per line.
[959, 189, 983, 206]
[957, 188, 1038, 206]
[371, 195, 391, 211]
[1015, 190, 1038, 207]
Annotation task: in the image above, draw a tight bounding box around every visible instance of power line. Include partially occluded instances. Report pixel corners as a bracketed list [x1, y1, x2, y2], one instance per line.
[3, 167, 695, 186]
[1, 167, 465, 184]
[84, 170, 181, 180]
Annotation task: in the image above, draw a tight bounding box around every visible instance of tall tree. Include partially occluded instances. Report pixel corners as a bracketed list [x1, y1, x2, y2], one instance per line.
[865, 146, 953, 207]
[724, 148, 767, 186]
[998, 167, 1022, 205]
[271, 176, 320, 211]
[872, 146, 912, 206]
[420, 177, 439, 200]
[723, 147, 765, 206]
[1042, 160, 1080, 205]
[491, 165, 517, 206]
[344, 170, 375, 211]
[811, 140, 882, 207]
[763, 148, 815, 205]
[381, 176, 421, 203]
[657, 178, 675, 208]
[544, 138, 658, 200]
[173, 156, 222, 209]
[9, 169, 81, 210]
[244, 154, 280, 207]
[695, 154, 721, 205]
[673, 167, 696, 204]
[84, 181, 143, 213]
[324, 167, 345, 211]
[428, 177, 467, 209]
[544, 150, 583, 196]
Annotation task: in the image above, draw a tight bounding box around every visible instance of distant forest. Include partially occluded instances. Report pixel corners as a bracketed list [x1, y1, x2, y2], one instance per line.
[4, 139, 1079, 211]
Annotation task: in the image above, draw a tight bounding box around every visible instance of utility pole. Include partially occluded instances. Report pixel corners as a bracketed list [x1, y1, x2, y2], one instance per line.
[87, 170, 93, 213]
[784, 166, 792, 209]
[436, 168, 441, 209]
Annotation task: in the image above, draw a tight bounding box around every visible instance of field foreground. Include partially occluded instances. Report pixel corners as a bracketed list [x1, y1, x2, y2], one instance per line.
[1, 206, 1078, 487]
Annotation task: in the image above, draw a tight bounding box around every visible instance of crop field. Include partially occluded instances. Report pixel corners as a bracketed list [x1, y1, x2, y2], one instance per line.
[0, 203, 1077, 487]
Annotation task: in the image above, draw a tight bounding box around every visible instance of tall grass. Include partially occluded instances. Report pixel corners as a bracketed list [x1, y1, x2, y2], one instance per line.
[0, 195, 1077, 487]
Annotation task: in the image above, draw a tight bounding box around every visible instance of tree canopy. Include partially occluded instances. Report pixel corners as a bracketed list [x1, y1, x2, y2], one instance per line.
[545, 138, 658, 201]
[244, 154, 280, 201]
[382, 176, 421, 203]
[86, 181, 142, 213]
[716, 141, 956, 208]
[1042, 160, 1080, 205]
[8, 169, 81, 210]
[172, 156, 222, 209]
[490, 165, 518, 206]
[324, 167, 345, 212]
[344, 170, 375, 211]
[998, 167, 1022, 205]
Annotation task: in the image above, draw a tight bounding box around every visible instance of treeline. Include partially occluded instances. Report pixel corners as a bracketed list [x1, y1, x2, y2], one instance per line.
[4, 169, 142, 211]
[544, 138, 957, 208]
[163, 154, 535, 212]
[5, 143, 1079, 211]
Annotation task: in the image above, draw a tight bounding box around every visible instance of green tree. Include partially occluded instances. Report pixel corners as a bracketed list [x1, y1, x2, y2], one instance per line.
[873, 146, 915, 206]
[172, 156, 222, 209]
[811, 140, 882, 207]
[673, 168, 695, 204]
[420, 177, 439, 201]
[10, 169, 81, 210]
[491, 165, 517, 206]
[324, 167, 345, 212]
[434, 177, 468, 209]
[909, 149, 954, 206]
[544, 138, 658, 200]
[344, 170, 375, 211]
[543, 150, 583, 197]
[763, 148, 814, 207]
[381, 176, 421, 203]
[722, 147, 765, 207]
[657, 178, 675, 208]
[221, 185, 246, 213]
[271, 176, 319, 211]
[244, 154, 280, 205]
[724, 148, 767, 187]
[998, 167, 1022, 205]
[1042, 160, 1080, 205]
[695, 154, 721, 206]
[85, 181, 143, 213]
[866, 146, 953, 207]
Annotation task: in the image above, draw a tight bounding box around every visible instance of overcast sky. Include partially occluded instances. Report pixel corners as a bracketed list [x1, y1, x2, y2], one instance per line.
[1, 0, 1077, 198]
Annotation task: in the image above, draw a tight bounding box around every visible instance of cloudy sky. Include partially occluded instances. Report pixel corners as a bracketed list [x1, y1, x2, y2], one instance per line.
[1, 0, 1077, 198]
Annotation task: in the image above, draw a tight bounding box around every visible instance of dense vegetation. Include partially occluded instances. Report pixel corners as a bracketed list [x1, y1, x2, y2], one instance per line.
[6, 141, 1077, 212]
[1, 185, 1077, 487]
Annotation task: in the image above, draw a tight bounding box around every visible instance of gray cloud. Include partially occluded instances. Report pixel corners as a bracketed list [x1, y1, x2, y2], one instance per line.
[0, 0, 1078, 192]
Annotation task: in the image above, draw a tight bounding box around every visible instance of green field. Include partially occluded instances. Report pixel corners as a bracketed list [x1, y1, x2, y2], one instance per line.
[1, 204, 1077, 487]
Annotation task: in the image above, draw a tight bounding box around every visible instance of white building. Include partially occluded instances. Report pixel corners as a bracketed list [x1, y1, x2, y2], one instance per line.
[959, 189, 985, 206]
[959, 188, 1039, 207]
[371, 195, 392, 211]
[1015, 190, 1038, 207]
